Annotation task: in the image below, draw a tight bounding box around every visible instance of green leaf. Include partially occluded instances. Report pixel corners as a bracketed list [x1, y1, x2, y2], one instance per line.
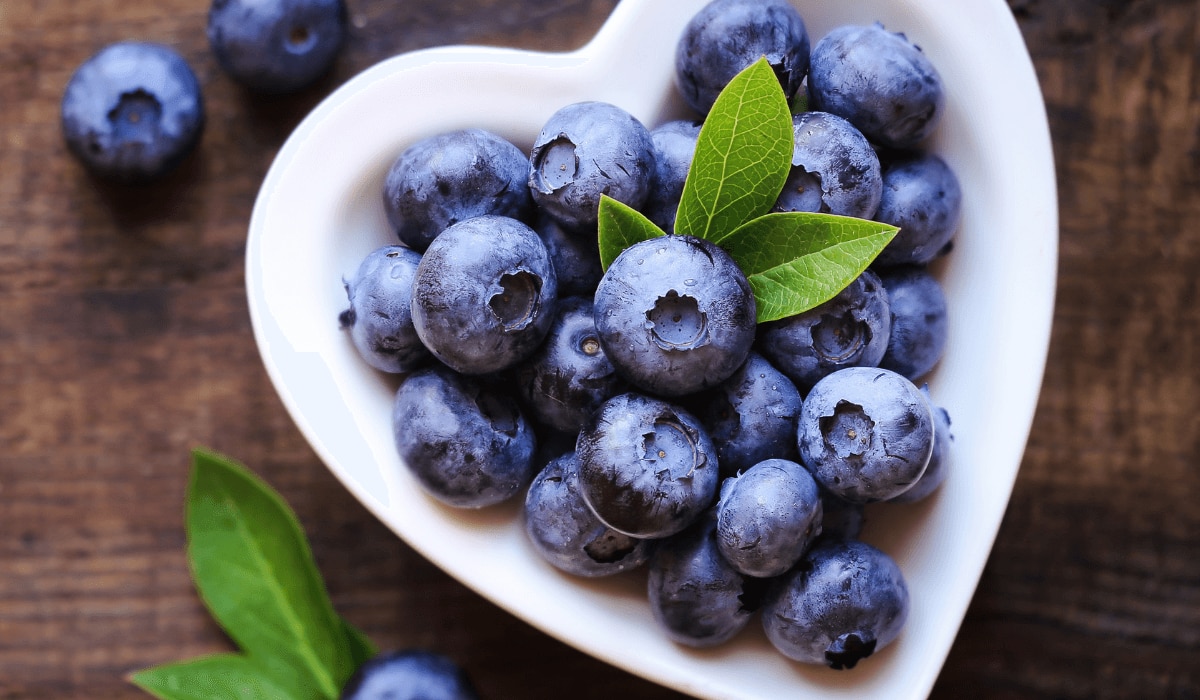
[129, 654, 300, 700]
[186, 448, 355, 700]
[718, 212, 898, 323]
[675, 56, 793, 242]
[341, 616, 378, 670]
[597, 195, 665, 271]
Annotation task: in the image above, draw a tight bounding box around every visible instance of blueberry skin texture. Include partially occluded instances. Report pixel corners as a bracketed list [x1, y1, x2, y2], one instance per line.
[674, 0, 810, 115]
[528, 101, 655, 232]
[340, 649, 479, 700]
[534, 214, 602, 298]
[762, 539, 909, 669]
[576, 392, 719, 539]
[797, 367, 934, 503]
[339, 246, 430, 374]
[643, 120, 702, 234]
[515, 297, 625, 433]
[410, 215, 557, 376]
[524, 451, 653, 577]
[208, 0, 346, 94]
[61, 42, 204, 184]
[757, 269, 891, 392]
[393, 365, 536, 508]
[808, 24, 945, 150]
[715, 459, 823, 578]
[878, 265, 948, 381]
[595, 235, 757, 397]
[773, 111, 882, 219]
[890, 391, 952, 503]
[690, 351, 803, 477]
[647, 512, 754, 647]
[873, 152, 963, 266]
[384, 129, 534, 251]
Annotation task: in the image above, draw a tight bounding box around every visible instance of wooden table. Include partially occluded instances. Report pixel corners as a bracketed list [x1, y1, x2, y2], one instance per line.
[2, 1, 1197, 697]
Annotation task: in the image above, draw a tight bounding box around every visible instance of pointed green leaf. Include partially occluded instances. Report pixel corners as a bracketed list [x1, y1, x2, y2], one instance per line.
[129, 654, 301, 700]
[186, 449, 354, 700]
[718, 212, 899, 323]
[675, 57, 793, 242]
[597, 195, 665, 271]
[341, 617, 378, 670]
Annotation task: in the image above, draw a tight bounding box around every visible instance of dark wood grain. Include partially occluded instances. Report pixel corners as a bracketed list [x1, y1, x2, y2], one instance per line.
[0, 1, 1196, 698]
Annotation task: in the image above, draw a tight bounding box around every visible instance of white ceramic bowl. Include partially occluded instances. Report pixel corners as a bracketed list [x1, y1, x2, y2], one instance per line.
[246, 1, 1056, 697]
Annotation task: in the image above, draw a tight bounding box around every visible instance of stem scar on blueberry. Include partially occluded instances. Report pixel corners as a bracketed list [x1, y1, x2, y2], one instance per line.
[488, 271, 541, 332]
[646, 291, 709, 351]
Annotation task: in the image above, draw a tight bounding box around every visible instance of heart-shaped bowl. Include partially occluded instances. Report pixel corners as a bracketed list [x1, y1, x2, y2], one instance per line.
[246, 0, 1056, 697]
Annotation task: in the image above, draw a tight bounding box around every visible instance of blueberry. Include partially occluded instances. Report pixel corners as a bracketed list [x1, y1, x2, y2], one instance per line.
[647, 512, 757, 647]
[762, 539, 909, 669]
[534, 214, 602, 298]
[688, 352, 803, 477]
[208, 0, 347, 94]
[528, 101, 655, 231]
[340, 649, 479, 700]
[797, 367, 934, 503]
[878, 265, 948, 381]
[338, 246, 430, 374]
[674, 0, 810, 115]
[757, 269, 891, 392]
[643, 120, 702, 234]
[889, 388, 952, 503]
[818, 488, 865, 541]
[576, 392, 719, 539]
[523, 451, 653, 577]
[514, 297, 625, 433]
[61, 42, 204, 184]
[808, 24, 945, 150]
[392, 365, 536, 508]
[384, 129, 534, 252]
[773, 111, 882, 219]
[873, 152, 963, 266]
[410, 215, 557, 375]
[715, 459, 823, 578]
[594, 235, 756, 397]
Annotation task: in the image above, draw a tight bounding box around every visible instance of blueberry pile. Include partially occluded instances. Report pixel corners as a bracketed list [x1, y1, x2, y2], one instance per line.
[339, 0, 963, 673]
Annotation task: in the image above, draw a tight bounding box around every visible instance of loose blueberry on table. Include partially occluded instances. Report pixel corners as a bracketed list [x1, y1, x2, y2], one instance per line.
[61, 42, 204, 183]
[208, 0, 347, 94]
[341, 649, 480, 700]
